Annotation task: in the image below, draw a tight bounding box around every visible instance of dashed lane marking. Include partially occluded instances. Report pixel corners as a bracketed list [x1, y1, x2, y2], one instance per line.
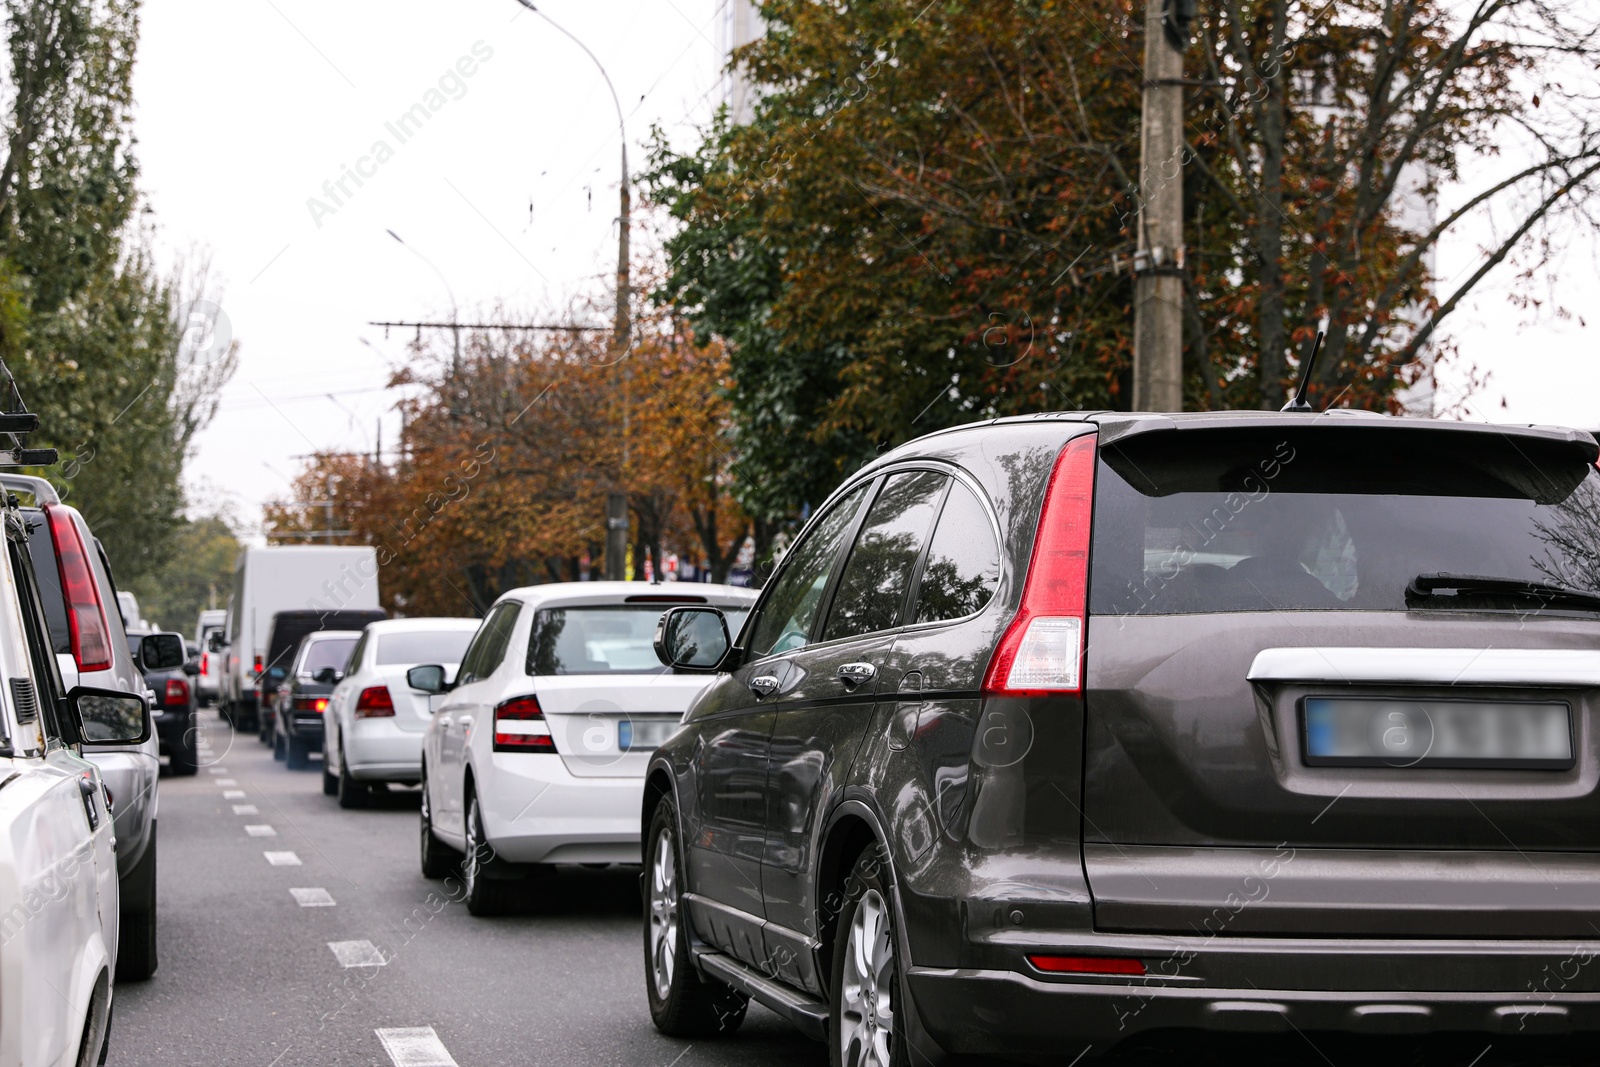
[264, 851, 301, 866]
[290, 887, 335, 907]
[223, 790, 246, 799]
[232, 805, 259, 815]
[207, 767, 228, 775]
[245, 825, 277, 837]
[328, 940, 387, 968]
[216, 778, 238, 786]
[375, 1027, 456, 1067]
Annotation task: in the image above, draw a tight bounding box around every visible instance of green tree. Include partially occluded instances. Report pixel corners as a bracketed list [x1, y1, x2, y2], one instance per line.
[124, 515, 240, 633]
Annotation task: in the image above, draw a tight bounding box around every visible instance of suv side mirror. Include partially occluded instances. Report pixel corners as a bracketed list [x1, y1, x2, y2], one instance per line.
[312, 666, 340, 685]
[69, 686, 151, 746]
[182, 658, 200, 677]
[262, 666, 287, 686]
[207, 632, 226, 653]
[654, 607, 731, 671]
[406, 664, 451, 694]
[139, 632, 186, 671]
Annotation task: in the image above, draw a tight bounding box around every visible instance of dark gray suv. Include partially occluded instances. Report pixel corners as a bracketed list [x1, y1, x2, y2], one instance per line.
[642, 411, 1600, 1063]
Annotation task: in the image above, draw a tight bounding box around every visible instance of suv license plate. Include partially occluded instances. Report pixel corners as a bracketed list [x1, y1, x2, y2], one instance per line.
[1303, 698, 1573, 769]
[618, 719, 677, 752]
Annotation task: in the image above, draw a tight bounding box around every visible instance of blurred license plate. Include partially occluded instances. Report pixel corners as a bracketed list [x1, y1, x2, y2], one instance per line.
[1303, 698, 1573, 769]
[618, 719, 677, 751]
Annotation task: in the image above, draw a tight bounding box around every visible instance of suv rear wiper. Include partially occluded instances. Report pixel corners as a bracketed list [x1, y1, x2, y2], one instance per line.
[1407, 572, 1600, 613]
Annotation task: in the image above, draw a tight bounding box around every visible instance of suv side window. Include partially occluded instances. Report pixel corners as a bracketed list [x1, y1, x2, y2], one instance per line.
[747, 483, 872, 659]
[912, 480, 1001, 624]
[821, 470, 949, 642]
[458, 602, 520, 684]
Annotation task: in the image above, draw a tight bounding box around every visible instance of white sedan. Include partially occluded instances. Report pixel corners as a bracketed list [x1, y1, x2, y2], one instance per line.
[412, 582, 755, 914]
[321, 618, 479, 808]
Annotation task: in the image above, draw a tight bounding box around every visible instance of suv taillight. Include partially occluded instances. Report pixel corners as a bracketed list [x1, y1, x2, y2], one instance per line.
[164, 678, 190, 706]
[43, 504, 112, 672]
[292, 696, 329, 713]
[493, 695, 554, 752]
[200, 656, 209, 676]
[354, 685, 394, 718]
[982, 434, 1096, 695]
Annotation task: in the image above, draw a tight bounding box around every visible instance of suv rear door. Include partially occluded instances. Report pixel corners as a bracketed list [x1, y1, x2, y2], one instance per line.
[1082, 420, 1600, 938]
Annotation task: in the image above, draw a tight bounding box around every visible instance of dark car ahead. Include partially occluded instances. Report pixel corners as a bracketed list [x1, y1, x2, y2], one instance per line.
[273, 629, 360, 770]
[257, 608, 385, 747]
[128, 630, 200, 776]
[642, 411, 1600, 1063]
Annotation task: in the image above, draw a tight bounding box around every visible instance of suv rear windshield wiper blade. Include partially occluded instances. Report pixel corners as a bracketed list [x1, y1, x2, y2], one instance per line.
[1407, 572, 1600, 612]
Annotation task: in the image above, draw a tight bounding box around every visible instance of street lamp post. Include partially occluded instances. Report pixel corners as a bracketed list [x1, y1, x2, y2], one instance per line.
[386, 229, 461, 380]
[512, 0, 632, 580]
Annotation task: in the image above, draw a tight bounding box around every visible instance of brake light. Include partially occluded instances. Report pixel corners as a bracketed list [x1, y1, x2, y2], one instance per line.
[200, 656, 209, 677]
[253, 655, 264, 675]
[164, 678, 190, 706]
[354, 685, 395, 718]
[42, 505, 111, 672]
[493, 695, 554, 752]
[1027, 955, 1145, 976]
[292, 696, 329, 713]
[982, 434, 1096, 695]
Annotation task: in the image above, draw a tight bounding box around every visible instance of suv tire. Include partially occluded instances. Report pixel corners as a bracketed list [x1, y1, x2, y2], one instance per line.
[285, 734, 310, 770]
[115, 825, 158, 982]
[829, 848, 910, 1067]
[169, 720, 198, 777]
[644, 796, 748, 1037]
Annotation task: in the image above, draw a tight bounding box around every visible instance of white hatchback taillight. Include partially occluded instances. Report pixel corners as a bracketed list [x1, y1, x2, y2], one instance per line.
[983, 434, 1096, 696]
[493, 695, 554, 753]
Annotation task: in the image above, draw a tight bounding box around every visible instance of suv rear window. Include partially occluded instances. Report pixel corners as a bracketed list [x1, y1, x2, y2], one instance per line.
[1089, 426, 1600, 615]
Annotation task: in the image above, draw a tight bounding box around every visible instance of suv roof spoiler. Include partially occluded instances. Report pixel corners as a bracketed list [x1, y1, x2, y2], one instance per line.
[0, 474, 59, 505]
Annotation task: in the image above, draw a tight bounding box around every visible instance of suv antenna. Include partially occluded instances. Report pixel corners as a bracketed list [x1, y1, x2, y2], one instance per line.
[1281, 329, 1325, 413]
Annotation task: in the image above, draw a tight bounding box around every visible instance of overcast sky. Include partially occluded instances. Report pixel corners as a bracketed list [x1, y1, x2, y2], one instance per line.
[130, 1, 1598, 541]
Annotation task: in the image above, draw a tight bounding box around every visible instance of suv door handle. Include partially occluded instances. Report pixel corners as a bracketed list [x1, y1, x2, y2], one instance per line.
[749, 675, 780, 699]
[837, 662, 877, 688]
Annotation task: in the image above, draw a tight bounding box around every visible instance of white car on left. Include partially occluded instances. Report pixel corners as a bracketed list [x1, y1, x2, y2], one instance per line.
[0, 493, 151, 1065]
[322, 617, 479, 809]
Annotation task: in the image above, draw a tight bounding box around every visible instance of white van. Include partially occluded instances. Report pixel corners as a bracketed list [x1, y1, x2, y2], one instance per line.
[217, 546, 380, 731]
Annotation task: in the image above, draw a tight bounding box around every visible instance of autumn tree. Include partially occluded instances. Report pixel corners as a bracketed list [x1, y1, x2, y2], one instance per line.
[646, 0, 1600, 517]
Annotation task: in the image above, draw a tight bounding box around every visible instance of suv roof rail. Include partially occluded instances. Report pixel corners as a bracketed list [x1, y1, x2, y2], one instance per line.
[0, 473, 59, 504]
[0, 360, 56, 468]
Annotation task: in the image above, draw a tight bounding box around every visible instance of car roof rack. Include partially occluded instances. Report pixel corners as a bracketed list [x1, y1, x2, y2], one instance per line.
[0, 359, 56, 468]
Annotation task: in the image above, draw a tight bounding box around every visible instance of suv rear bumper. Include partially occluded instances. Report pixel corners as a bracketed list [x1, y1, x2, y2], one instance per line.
[909, 968, 1599, 1059]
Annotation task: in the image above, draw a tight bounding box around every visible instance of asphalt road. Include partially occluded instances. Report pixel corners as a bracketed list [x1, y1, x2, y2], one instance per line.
[109, 712, 1596, 1067]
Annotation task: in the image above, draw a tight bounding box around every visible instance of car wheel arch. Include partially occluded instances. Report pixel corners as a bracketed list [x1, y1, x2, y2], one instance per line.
[813, 799, 893, 990]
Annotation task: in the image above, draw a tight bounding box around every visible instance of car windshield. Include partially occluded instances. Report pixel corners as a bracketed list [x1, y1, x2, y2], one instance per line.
[376, 630, 474, 666]
[1090, 429, 1600, 615]
[526, 605, 751, 675]
[299, 637, 356, 675]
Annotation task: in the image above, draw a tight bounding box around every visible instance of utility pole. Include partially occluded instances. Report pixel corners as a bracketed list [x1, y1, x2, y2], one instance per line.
[1133, 0, 1191, 413]
[513, 0, 633, 578]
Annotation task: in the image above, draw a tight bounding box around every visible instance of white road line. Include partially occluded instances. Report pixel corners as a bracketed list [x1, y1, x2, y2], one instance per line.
[328, 940, 387, 968]
[232, 804, 259, 815]
[223, 790, 246, 799]
[375, 1027, 456, 1067]
[245, 824, 277, 837]
[290, 887, 335, 907]
[207, 767, 228, 775]
[264, 851, 301, 866]
[216, 778, 238, 786]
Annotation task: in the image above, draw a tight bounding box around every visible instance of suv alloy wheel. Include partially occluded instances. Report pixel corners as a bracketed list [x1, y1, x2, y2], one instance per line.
[830, 850, 909, 1067]
[643, 797, 747, 1036]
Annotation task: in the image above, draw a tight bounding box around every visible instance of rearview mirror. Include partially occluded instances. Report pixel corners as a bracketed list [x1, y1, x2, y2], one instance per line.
[69, 686, 150, 746]
[406, 664, 450, 694]
[207, 632, 226, 653]
[182, 658, 200, 677]
[654, 607, 731, 671]
[139, 632, 185, 671]
[312, 666, 340, 685]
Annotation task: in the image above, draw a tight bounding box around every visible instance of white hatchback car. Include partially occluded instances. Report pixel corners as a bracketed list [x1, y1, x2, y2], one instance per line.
[321, 617, 479, 808]
[413, 582, 755, 914]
